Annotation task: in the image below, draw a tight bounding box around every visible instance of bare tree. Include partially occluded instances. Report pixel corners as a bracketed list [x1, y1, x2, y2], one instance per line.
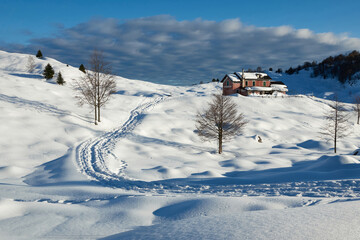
[354, 96, 360, 124]
[74, 68, 97, 124]
[320, 96, 349, 153]
[74, 50, 116, 125]
[196, 93, 247, 154]
[26, 56, 36, 73]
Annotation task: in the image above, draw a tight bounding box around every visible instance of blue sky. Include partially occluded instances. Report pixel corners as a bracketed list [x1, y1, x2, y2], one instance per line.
[1, 0, 360, 84]
[2, 0, 360, 44]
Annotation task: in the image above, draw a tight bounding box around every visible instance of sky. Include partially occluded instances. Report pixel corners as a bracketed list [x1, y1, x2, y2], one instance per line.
[1, 0, 360, 85]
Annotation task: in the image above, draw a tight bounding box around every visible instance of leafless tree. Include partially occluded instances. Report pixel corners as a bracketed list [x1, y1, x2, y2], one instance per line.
[320, 95, 350, 153]
[196, 93, 247, 154]
[26, 56, 36, 73]
[74, 50, 116, 125]
[354, 96, 360, 124]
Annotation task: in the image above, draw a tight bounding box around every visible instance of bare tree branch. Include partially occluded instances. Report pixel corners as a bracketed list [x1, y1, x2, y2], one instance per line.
[26, 56, 36, 73]
[319, 95, 350, 153]
[354, 96, 360, 125]
[196, 93, 247, 154]
[73, 50, 116, 125]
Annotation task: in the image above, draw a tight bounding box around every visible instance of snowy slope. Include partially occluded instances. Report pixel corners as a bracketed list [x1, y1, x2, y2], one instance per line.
[1, 50, 360, 239]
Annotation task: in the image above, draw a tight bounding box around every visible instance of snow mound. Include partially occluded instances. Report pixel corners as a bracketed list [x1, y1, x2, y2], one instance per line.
[190, 170, 223, 178]
[0, 166, 30, 179]
[305, 155, 360, 172]
[0, 198, 24, 221]
[152, 197, 292, 221]
[297, 140, 329, 151]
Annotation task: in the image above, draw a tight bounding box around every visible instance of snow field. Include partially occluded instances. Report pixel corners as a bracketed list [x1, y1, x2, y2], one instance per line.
[114, 93, 360, 183]
[2, 50, 360, 239]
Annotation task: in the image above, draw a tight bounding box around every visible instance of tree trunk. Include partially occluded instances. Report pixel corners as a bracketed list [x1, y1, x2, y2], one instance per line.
[97, 72, 101, 123]
[218, 138, 222, 154]
[97, 102, 101, 123]
[94, 104, 98, 125]
[334, 124, 337, 153]
[218, 131, 222, 154]
[334, 107, 337, 153]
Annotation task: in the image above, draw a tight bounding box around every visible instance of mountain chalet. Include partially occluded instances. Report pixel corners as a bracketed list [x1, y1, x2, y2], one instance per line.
[221, 71, 288, 96]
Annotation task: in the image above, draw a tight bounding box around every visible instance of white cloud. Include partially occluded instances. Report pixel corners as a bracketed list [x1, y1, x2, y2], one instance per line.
[4, 16, 360, 84]
[295, 29, 313, 39]
[220, 18, 242, 33]
[272, 25, 293, 37]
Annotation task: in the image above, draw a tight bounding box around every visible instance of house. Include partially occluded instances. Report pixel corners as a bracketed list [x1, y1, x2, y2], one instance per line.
[221, 70, 288, 96]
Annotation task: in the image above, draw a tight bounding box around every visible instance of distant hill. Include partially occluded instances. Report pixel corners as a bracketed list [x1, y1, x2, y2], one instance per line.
[285, 50, 360, 85]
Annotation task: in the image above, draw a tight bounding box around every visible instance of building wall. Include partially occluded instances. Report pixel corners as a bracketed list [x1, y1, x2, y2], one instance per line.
[223, 78, 241, 95]
[222, 78, 276, 96]
[244, 80, 271, 87]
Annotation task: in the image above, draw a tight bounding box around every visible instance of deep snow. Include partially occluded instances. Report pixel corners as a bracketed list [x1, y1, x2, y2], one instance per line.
[2, 50, 360, 239]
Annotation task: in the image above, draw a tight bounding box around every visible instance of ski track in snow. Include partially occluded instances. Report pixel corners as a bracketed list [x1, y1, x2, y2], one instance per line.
[75, 95, 360, 198]
[76, 96, 166, 190]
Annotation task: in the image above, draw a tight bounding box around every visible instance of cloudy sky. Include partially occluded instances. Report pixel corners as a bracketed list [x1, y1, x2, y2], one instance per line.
[1, 0, 360, 85]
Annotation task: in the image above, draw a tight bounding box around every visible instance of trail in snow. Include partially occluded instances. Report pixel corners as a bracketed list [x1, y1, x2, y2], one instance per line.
[75, 95, 360, 198]
[76, 96, 166, 188]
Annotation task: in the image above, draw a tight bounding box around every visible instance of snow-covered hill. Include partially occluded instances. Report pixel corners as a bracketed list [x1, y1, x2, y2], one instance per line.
[2, 50, 360, 239]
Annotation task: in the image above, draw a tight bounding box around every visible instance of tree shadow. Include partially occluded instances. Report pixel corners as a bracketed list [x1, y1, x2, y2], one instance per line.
[0, 93, 93, 124]
[9, 73, 42, 79]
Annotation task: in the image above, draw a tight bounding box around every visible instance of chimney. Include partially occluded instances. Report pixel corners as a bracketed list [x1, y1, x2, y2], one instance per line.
[242, 68, 245, 88]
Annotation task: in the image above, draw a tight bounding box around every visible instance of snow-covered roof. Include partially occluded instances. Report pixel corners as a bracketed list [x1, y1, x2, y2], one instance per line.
[271, 84, 288, 92]
[227, 74, 241, 83]
[222, 71, 272, 82]
[235, 72, 270, 80]
[245, 86, 273, 91]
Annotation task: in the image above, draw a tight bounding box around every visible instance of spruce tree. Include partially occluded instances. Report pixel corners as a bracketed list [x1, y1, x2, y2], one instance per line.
[43, 63, 55, 80]
[79, 64, 86, 73]
[56, 71, 65, 85]
[36, 50, 43, 59]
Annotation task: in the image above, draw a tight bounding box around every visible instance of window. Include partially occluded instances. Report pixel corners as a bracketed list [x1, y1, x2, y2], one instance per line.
[253, 81, 256, 86]
[226, 81, 229, 86]
[245, 81, 248, 86]
[263, 81, 266, 87]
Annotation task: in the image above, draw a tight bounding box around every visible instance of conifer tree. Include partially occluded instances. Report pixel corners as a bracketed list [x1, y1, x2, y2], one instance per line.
[56, 71, 65, 85]
[36, 50, 43, 59]
[43, 63, 55, 80]
[276, 68, 283, 73]
[79, 64, 86, 73]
